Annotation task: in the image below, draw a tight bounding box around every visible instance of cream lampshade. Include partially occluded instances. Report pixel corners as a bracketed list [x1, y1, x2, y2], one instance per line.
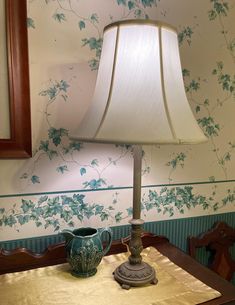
[71, 19, 207, 289]
[72, 20, 207, 145]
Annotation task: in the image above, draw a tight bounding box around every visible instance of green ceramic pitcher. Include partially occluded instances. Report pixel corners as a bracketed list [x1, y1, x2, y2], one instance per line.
[61, 227, 112, 277]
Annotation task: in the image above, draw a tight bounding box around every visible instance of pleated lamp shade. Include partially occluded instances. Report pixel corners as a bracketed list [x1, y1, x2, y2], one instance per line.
[71, 20, 207, 145]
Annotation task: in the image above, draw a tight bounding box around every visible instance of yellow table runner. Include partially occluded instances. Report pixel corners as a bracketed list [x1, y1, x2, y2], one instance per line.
[0, 247, 221, 305]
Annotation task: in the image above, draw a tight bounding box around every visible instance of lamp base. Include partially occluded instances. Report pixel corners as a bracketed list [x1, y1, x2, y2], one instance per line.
[113, 261, 157, 290]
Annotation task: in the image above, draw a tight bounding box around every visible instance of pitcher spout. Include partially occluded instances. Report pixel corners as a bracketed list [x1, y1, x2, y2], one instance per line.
[60, 229, 75, 245]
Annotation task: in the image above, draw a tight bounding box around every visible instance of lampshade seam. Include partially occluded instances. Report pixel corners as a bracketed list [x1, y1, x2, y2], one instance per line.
[94, 25, 120, 139]
[159, 26, 176, 141]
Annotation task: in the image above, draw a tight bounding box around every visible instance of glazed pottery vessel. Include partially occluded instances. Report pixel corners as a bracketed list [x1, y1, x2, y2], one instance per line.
[61, 227, 112, 277]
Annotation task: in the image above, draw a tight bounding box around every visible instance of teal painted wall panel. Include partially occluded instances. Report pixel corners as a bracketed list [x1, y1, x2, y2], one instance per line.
[145, 212, 235, 251]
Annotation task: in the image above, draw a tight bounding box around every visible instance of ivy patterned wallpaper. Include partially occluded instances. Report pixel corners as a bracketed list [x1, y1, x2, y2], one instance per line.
[0, 0, 235, 241]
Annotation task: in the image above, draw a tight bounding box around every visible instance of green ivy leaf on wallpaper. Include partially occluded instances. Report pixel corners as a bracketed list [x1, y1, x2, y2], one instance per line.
[17, 215, 30, 225]
[208, 0, 229, 20]
[47, 149, 58, 160]
[208, 1, 234, 63]
[38, 196, 48, 204]
[90, 14, 99, 23]
[224, 152, 231, 161]
[36, 221, 43, 227]
[88, 58, 99, 71]
[82, 37, 102, 70]
[212, 62, 235, 95]
[27, 17, 35, 29]
[47, 200, 63, 217]
[91, 159, 99, 166]
[69, 194, 86, 205]
[209, 176, 216, 182]
[31, 176, 40, 184]
[39, 140, 58, 160]
[208, 10, 217, 20]
[48, 127, 68, 146]
[39, 140, 50, 152]
[126, 207, 133, 216]
[94, 205, 104, 215]
[117, 0, 127, 5]
[117, 0, 159, 8]
[115, 212, 123, 222]
[79, 20, 86, 30]
[166, 153, 186, 170]
[115, 144, 132, 150]
[163, 206, 174, 217]
[59, 210, 71, 223]
[134, 9, 145, 18]
[229, 142, 235, 149]
[197, 117, 220, 137]
[185, 79, 200, 92]
[195, 105, 201, 113]
[58, 80, 70, 92]
[222, 189, 235, 205]
[83, 179, 106, 189]
[182, 69, 190, 77]
[21, 199, 33, 213]
[57, 165, 69, 174]
[64, 141, 83, 153]
[141, 0, 158, 8]
[80, 167, 87, 176]
[99, 211, 108, 221]
[39, 80, 69, 101]
[61, 195, 73, 205]
[178, 26, 194, 45]
[112, 192, 119, 204]
[204, 99, 210, 106]
[2, 215, 17, 227]
[128, 1, 135, 10]
[144, 201, 153, 211]
[53, 13, 66, 23]
[84, 206, 95, 219]
[166, 152, 187, 183]
[228, 39, 235, 53]
[82, 37, 102, 56]
[39, 87, 57, 100]
[20, 173, 28, 180]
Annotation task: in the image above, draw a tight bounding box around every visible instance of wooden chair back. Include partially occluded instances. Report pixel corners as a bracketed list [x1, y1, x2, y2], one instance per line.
[188, 221, 235, 281]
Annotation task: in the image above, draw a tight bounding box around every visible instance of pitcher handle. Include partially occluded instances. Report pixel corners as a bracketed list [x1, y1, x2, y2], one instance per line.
[99, 227, 113, 256]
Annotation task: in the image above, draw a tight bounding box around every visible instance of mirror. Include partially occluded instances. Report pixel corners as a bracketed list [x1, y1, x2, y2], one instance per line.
[0, 0, 32, 158]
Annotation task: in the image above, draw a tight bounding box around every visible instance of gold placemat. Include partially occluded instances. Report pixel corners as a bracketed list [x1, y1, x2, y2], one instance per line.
[0, 247, 221, 305]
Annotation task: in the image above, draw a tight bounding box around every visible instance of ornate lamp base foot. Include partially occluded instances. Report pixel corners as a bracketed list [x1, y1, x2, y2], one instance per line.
[113, 261, 157, 290]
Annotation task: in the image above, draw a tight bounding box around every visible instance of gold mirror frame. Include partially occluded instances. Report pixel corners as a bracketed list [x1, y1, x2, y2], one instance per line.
[0, 0, 32, 158]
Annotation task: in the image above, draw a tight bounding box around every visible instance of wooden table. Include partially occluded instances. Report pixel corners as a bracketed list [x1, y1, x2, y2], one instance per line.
[108, 234, 235, 305]
[156, 241, 235, 305]
[1, 233, 235, 304]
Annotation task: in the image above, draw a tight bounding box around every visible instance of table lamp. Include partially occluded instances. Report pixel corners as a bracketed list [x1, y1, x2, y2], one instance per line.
[71, 19, 207, 289]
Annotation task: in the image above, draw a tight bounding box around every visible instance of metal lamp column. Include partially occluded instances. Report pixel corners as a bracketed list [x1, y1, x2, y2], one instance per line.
[113, 145, 157, 289]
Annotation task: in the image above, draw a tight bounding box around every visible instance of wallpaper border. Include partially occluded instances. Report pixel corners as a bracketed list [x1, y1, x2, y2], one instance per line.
[1, 179, 235, 198]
